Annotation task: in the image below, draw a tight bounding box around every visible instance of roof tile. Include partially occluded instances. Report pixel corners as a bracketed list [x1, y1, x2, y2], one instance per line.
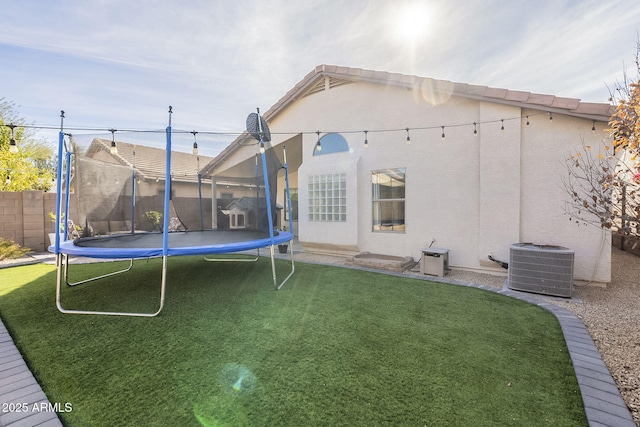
[484, 87, 509, 99]
[572, 102, 616, 116]
[552, 97, 581, 109]
[504, 90, 530, 102]
[87, 139, 213, 183]
[464, 84, 489, 96]
[526, 93, 556, 106]
[360, 69, 375, 79]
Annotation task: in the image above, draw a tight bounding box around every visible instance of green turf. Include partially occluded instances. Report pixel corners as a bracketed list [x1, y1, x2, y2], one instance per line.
[0, 257, 586, 426]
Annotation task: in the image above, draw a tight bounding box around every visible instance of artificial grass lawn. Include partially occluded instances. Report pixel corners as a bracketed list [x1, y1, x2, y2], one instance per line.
[0, 257, 586, 426]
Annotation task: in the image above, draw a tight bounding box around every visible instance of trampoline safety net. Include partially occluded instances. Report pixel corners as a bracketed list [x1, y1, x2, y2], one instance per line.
[68, 131, 283, 240]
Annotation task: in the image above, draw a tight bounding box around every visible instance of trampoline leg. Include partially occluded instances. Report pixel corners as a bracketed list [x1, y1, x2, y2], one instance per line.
[269, 246, 277, 288]
[55, 255, 167, 317]
[64, 258, 134, 286]
[267, 239, 295, 291]
[203, 249, 259, 262]
[276, 239, 295, 290]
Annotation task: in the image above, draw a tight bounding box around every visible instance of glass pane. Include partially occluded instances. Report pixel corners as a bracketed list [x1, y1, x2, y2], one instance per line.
[372, 168, 406, 200]
[372, 201, 382, 230]
[308, 173, 348, 222]
[372, 201, 405, 232]
[390, 173, 405, 199]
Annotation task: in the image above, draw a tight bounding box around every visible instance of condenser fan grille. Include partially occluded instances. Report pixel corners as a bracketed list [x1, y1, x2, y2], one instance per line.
[508, 243, 574, 297]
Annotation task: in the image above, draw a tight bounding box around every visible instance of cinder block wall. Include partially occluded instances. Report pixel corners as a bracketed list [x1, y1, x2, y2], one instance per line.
[0, 191, 76, 252]
[0, 192, 24, 247]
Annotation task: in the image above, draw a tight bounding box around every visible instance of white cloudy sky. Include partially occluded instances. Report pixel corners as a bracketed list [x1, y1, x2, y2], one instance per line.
[1, 0, 640, 155]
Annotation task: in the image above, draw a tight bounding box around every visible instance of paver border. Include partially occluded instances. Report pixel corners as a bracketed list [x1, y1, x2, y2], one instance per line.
[0, 321, 62, 427]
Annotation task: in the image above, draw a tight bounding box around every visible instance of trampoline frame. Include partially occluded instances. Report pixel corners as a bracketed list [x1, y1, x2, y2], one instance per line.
[51, 108, 295, 317]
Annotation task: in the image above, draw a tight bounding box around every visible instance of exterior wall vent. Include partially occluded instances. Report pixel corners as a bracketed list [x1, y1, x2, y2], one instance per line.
[304, 77, 353, 98]
[508, 243, 574, 297]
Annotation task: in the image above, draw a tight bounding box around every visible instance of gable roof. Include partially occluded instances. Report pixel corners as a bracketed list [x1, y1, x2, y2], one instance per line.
[265, 64, 615, 122]
[203, 64, 616, 173]
[85, 139, 214, 183]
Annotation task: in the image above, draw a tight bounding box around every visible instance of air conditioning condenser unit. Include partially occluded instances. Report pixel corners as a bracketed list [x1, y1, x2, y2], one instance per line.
[508, 243, 574, 297]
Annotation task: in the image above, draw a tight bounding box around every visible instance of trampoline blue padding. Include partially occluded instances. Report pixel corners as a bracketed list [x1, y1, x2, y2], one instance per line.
[50, 230, 293, 259]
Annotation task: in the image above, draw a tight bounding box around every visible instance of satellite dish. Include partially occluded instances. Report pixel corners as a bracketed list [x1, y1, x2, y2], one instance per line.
[246, 111, 271, 142]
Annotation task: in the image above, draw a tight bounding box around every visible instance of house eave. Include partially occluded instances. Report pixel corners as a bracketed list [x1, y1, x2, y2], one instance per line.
[201, 64, 615, 174]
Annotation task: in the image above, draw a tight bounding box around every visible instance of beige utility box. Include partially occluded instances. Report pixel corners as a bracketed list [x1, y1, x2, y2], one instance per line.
[420, 248, 449, 277]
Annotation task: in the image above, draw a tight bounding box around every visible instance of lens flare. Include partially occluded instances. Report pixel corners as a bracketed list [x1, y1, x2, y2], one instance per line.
[193, 364, 257, 426]
[220, 363, 256, 395]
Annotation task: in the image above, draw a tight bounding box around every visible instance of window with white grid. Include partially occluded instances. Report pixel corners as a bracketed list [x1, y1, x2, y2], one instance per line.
[308, 173, 347, 222]
[372, 168, 406, 232]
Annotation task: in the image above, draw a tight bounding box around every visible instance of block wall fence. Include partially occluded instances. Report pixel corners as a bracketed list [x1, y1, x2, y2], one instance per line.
[0, 191, 77, 252]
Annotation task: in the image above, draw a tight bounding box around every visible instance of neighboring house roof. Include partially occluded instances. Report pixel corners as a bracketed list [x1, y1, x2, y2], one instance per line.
[202, 64, 616, 174]
[85, 138, 213, 183]
[224, 197, 266, 211]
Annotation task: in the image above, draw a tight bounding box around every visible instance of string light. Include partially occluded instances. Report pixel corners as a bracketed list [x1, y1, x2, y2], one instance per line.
[0, 110, 579, 138]
[592, 120, 596, 133]
[109, 129, 118, 154]
[0, 110, 575, 138]
[8, 124, 18, 154]
[1, 110, 599, 156]
[191, 130, 198, 155]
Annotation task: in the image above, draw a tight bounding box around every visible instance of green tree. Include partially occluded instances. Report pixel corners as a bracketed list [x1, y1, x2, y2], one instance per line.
[1, 98, 55, 191]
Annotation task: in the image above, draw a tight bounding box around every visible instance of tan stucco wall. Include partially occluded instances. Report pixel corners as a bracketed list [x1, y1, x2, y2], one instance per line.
[518, 110, 611, 283]
[217, 79, 612, 283]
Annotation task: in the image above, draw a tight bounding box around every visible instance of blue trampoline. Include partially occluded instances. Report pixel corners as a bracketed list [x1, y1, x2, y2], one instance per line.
[51, 107, 295, 317]
[55, 229, 293, 259]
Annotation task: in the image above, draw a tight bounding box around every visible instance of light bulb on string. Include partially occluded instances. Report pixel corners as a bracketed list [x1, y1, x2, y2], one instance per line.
[592, 121, 596, 133]
[8, 124, 18, 154]
[549, 112, 553, 122]
[109, 129, 118, 154]
[441, 126, 445, 140]
[315, 130, 322, 152]
[405, 128, 411, 144]
[526, 116, 530, 126]
[364, 130, 369, 149]
[191, 131, 199, 155]
[473, 122, 478, 136]
[500, 119, 504, 132]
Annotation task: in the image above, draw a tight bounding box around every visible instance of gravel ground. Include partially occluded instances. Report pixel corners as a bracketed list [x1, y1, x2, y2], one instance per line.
[1, 247, 638, 424]
[550, 247, 640, 425]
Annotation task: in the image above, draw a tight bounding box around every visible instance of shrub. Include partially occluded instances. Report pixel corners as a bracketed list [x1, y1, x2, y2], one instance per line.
[0, 238, 31, 260]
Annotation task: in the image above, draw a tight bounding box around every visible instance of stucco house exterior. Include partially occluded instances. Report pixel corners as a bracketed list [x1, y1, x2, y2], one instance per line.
[202, 65, 615, 284]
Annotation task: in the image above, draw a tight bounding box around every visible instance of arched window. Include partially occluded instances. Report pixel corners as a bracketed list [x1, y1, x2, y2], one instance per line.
[313, 133, 350, 156]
